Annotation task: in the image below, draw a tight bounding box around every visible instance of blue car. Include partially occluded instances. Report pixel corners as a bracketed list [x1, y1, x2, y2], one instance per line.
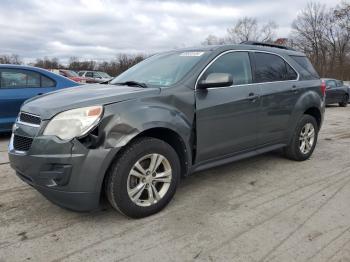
[0, 64, 80, 132]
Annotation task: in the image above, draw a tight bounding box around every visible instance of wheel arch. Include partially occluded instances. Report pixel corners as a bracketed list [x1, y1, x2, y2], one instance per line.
[99, 126, 192, 202]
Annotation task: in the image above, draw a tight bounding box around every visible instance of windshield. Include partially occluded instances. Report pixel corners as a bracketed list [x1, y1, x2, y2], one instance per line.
[110, 51, 208, 87]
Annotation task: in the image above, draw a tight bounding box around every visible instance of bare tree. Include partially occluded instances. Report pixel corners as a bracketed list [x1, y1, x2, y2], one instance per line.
[291, 1, 350, 79]
[201, 34, 226, 46]
[226, 17, 277, 43]
[0, 54, 22, 64]
[291, 2, 329, 75]
[33, 57, 62, 69]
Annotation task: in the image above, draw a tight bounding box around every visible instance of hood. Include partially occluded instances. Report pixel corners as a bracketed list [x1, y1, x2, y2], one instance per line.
[21, 84, 160, 119]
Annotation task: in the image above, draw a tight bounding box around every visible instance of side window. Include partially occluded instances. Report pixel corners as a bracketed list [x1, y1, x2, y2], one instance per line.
[290, 56, 319, 79]
[254, 53, 297, 83]
[201, 52, 252, 86]
[327, 80, 336, 88]
[41, 75, 56, 87]
[285, 62, 298, 80]
[85, 72, 93, 77]
[336, 80, 343, 87]
[0, 69, 40, 88]
[93, 72, 101, 78]
[78, 72, 84, 76]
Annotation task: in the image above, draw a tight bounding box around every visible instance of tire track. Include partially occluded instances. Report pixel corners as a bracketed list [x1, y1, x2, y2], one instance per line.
[249, 167, 350, 209]
[199, 174, 350, 258]
[325, 238, 350, 262]
[258, 177, 350, 262]
[307, 226, 350, 262]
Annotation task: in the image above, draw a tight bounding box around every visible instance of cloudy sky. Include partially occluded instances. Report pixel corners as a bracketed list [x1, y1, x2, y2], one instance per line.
[0, 0, 342, 63]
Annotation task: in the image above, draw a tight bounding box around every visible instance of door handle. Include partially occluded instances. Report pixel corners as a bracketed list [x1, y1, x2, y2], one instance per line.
[248, 92, 259, 102]
[292, 85, 298, 93]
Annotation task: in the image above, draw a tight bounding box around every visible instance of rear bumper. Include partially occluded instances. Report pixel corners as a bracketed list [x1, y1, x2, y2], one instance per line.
[8, 134, 118, 211]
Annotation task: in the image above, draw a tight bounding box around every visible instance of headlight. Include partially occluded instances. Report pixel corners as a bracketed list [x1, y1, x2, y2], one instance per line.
[43, 106, 103, 140]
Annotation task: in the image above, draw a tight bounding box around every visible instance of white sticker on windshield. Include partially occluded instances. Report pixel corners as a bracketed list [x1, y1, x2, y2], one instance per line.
[179, 52, 205, 57]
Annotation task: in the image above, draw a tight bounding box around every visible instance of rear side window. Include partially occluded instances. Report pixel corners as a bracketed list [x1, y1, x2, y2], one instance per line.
[290, 56, 319, 79]
[0, 69, 55, 88]
[201, 52, 252, 85]
[41, 75, 56, 87]
[253, 53, 298, 83]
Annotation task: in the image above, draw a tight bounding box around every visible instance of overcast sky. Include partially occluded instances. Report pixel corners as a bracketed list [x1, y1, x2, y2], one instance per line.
[0, 0, 342, 63]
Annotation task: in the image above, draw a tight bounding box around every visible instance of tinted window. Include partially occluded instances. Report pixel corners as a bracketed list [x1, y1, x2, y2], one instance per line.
[41, 75, 55, 87]
[291, 56, 319, 79]
[285, 62, 298, 80]
[254, 53, 297, 83]
[201, 52, 252, 85]
[78, 72, 84, 76]
[0, 69, 40, 88]
[85, 72, 93, 77]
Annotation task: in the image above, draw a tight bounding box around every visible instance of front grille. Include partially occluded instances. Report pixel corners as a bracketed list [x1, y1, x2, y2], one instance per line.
[19, 112, 41, 125]
[13, 135, 33, 151]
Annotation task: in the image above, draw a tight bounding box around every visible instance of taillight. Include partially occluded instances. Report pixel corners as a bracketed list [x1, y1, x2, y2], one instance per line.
[321, 80, 326, 97]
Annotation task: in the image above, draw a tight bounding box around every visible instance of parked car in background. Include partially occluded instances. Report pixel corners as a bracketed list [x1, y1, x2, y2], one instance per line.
[323, 78, 349, 107]
[78, 70, 113, 83]
[9, 42, 325, 218]
[53, 69, 87, 84]
[0, 64, 79, 132]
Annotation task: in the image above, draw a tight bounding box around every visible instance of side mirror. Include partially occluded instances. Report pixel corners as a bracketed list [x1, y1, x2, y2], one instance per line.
[198, 73, 233, 89]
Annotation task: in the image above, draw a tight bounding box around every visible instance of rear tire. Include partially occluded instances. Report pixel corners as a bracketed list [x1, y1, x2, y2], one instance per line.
[339, 95, 349, 107]
[284, 115, 318, 161]
[105, 137, 181, 218]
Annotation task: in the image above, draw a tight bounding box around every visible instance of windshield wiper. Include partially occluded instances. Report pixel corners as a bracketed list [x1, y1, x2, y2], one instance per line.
[113, 81, 148, 88]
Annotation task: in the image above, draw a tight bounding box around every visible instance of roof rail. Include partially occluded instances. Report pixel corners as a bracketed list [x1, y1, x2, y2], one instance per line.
[240, 41, 295, 51]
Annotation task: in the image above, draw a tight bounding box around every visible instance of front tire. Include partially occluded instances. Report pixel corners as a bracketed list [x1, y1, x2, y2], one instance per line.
[105, 137, 181, 218]
[284, 115, 318, 161]
[339, 95, 349, 107]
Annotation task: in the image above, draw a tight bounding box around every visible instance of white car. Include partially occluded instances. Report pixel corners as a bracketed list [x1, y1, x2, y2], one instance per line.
[78, 71, 113, 83]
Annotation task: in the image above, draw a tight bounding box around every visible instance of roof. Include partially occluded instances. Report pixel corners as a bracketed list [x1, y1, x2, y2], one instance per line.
[171, 43, 305, 56]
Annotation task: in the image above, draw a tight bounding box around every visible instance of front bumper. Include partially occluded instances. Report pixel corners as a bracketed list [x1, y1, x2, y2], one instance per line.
[8, 131, 117, 212]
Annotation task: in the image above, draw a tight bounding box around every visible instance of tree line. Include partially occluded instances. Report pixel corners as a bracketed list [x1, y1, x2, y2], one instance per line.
[0, 52, 146, 77]
[1, 1, 349, 79]
[202, 1, 350, 80]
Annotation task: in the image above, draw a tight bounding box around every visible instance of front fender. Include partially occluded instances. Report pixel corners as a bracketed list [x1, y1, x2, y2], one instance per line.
[102, 100, 192, 149]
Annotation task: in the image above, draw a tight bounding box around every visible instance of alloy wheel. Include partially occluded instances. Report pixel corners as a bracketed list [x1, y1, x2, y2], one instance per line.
[127, 153, 172, 207]
[299, 123, 315, 154]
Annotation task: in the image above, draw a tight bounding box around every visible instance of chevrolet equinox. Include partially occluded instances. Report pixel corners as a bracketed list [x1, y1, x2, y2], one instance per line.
[9, 42, 325, 218]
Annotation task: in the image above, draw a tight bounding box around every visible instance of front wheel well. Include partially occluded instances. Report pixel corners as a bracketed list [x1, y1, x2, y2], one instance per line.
[133, 128, 190, 177]
[304, 107, 321, 128]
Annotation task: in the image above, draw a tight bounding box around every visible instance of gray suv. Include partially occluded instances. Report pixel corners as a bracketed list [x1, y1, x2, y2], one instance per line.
[8, 42, 325, 218]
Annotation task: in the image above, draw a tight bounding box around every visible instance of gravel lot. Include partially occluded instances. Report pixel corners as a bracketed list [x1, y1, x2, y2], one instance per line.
[1, 106, 350, 262]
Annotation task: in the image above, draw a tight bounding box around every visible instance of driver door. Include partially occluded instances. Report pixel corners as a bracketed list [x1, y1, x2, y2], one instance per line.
[195, 51, 260, 162]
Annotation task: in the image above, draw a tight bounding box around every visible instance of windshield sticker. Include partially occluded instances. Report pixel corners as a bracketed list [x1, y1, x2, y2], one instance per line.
[179, 52, 205, 57]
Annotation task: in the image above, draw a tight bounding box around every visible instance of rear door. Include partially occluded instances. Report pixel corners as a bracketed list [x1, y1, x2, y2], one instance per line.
[195, 51, 260, 162]
[251, 52, 299, 146]
[0, 68, 56, 131]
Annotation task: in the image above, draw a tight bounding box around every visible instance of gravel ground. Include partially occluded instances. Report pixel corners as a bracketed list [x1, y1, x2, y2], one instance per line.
[0, 106, 350, 262]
